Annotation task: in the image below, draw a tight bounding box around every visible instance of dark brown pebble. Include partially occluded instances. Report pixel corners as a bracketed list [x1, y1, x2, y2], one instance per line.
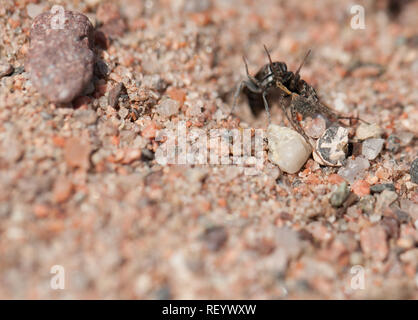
[97, 2, 126, 38]
[200, 226, 228, 251]
[0, 62, 13, 78]
[393, 209, 410, 224]
[279, 212, 293, 221]
[380, 217, 399, 239]
[298, 229, 314, 243]
[108, 82, 125, 108]
[370, 183, 396, 193]
[26, 11, 95, 103]
[94, 60, 109, 78]
[141, 148, 155, 162]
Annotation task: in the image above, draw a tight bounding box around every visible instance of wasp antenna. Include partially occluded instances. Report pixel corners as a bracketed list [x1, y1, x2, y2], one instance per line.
[263, 44, 273, 66]
[295, 49, 311, 76]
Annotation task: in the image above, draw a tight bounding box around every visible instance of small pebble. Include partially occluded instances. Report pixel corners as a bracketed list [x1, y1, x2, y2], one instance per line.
[397, 131, 414, 146]
[351, 180, 370, 197]
[267, 125, 312, 174]
[397, 237, 414, 249]
[350, 141, 363, 157]
[12, 66, 25, 75]
[394, 209, 410, 224]
[167, 87, 186, 106]
[141, 149, 155, 162]
[375, 189, 398, 212]
[97, 1, 126, 37]
[314, 126, 348, 166]
[108, 82, 125, 108]
[370, 183, 395, 193]
[330, 182, 350, 207]
[201, 226, 228, 251]
[410, 158, 418, 184]
[337, 156, 370, 183]
[53, 176, 74, 203]
[355, 123, 382, 140]
[82, 81, 95, 96]
[380, 217, 399, 239]
[97, 2, 122, 24]
[73, 109, 97, 125]
[0, 61, 13, 79]
[386, 135, 401, 153]
[358, 195, 375, 213]
[362, 138, 384, 160]
[64, 136, 91, 170]
[118, 107, 130, 119]
[184, 0, 212, 12]
[26, 3, 45, 19]
[304, 116, 326, 139]
[360, 225, 388, 261]
[157, 98, 180, 118]
[94, 60, 109, 78]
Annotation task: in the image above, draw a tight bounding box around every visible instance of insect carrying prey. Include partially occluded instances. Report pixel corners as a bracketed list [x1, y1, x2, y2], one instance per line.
[231, 46, 364, 146]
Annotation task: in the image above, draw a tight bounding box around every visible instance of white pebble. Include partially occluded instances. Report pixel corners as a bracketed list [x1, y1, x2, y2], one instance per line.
[157, 98, 179, 117]
[26, 3, 45, 19]
[304, 116, 326, 139]
[268, 125, 312, 174]
[362, 138, 384, 160]
[337, 156, 370, 183]
[356, 123, 382, 140]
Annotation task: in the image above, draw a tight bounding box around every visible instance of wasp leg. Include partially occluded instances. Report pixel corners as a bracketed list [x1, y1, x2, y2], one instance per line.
[231, 80, 245, 116]
[230, 56, 261, 117]
[262, 91, 271, 124]
[230, 79, 262, 116]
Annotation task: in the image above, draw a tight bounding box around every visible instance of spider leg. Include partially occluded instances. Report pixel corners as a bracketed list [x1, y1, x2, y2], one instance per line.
[279, 97, 292, 126]
[321, 101, 370, 125]
[287, 94, 325, 159]
[276, 82, 306, 131]
[337, 115, 370, 125]
[289, 96, 314, 146]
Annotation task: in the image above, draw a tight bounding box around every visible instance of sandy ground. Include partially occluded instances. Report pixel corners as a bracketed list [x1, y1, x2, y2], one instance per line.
[0, 0, 417, 299]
